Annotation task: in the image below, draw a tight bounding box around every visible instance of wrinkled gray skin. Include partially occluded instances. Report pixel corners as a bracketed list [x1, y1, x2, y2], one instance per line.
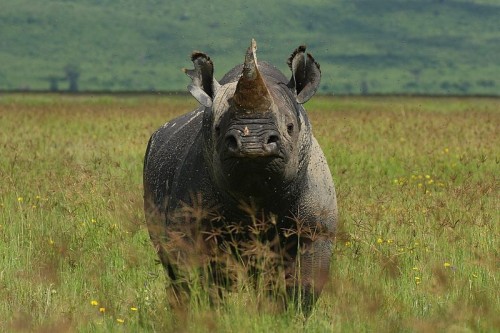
[143, 40, 337, 313]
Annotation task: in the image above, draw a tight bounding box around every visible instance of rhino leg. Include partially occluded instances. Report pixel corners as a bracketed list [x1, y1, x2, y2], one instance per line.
[144, 191, 189, 304]
[296, 239, 332, 314]
[287, 137, 336, 314]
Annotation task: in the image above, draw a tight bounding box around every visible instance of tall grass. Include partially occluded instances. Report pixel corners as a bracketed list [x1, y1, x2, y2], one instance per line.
[0, 94, 498, 332]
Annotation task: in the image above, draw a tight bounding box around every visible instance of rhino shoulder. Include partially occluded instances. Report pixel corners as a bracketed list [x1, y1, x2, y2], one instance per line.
[298, 137, 337, 231]
[143, 107, 205, 206]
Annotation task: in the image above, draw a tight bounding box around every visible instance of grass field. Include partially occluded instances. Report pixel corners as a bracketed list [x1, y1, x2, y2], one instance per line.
[0, 94, 498, 332]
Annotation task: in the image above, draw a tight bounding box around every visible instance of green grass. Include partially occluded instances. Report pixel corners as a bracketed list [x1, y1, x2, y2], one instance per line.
[0, 94, 498, 332]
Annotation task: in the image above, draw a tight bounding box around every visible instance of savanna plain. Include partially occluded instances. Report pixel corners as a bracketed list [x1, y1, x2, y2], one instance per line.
[0, 94, 498, 332]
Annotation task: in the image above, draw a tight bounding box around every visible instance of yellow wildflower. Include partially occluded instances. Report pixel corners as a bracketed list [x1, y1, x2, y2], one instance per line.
[91, 300, 98, 306]
[17, 197, 23, 202]
[345, 241, 351, 247]
[117, 318, 125, 323]
[444, 262, 451, 268]
[377, 238, 383, 244]
[130, 307, 138, 311]
[415, 276, 421, 285]
[99, 307, 106, 313]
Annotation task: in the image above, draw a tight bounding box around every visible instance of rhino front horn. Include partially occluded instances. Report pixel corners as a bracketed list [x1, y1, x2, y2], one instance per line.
[232, 39, 272, 112]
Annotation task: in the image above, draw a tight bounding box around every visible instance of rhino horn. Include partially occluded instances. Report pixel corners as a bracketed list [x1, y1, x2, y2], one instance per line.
[232, 39, 272, 112]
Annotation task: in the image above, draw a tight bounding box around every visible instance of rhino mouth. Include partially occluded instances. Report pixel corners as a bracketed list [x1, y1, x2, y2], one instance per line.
[219, 155, 287, 197]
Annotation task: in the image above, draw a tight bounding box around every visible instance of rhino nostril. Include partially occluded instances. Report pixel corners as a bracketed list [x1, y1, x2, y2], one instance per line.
[225, 134, 239, 151]
[265, 135, 280, 154]
[267, 135, 280, 145]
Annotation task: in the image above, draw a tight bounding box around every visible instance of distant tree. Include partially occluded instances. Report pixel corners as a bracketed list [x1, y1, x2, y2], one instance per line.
[360, 80, 369, 95]
[441, 81, 451, 93]
[477, 80, 495, 88]
[49, 77, 59, 92]
[457, 81, 471, 93]
[344, 83, 353, 94]
[39, 75, 65, 91]
[409, 68, 422, 83]
[441, 81, 471, 94]
[406, 68, 423, 93]
[64, 64, 80, 92]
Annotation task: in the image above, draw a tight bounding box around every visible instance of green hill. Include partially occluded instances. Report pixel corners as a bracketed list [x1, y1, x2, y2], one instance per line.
[1, 0, 499, 95]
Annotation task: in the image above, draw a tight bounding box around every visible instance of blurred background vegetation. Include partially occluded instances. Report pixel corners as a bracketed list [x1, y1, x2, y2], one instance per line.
[1, 0, 499, 95]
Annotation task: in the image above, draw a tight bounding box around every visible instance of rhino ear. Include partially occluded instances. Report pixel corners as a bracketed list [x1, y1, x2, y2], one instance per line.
[287, 45, 321, 104]
[183, 52, 220, 107]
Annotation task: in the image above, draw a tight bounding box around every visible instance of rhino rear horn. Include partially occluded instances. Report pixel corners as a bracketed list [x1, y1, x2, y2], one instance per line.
[287, 45, 321, 104]
[232, 39, 272, 112]
[183, 52, 220, 107]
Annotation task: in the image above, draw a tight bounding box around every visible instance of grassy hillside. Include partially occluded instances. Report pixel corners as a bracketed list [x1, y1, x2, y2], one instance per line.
[1, 0, 499, 94]
[0, 95, 498, 331]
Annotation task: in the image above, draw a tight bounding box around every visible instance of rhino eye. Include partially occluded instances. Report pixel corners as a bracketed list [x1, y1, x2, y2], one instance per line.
[215, 125, 221, 137]
[287, 123, 294, 135]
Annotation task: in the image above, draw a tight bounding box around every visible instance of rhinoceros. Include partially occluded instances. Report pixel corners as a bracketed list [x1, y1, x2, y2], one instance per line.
[143, 39, 337, 312]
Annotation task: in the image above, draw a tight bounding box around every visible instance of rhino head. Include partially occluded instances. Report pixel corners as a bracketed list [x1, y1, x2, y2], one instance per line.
[184, 39, 321, 202]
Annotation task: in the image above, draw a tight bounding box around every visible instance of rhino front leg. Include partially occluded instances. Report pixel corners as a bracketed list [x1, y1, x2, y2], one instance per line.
[287, 238, 332, 315]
